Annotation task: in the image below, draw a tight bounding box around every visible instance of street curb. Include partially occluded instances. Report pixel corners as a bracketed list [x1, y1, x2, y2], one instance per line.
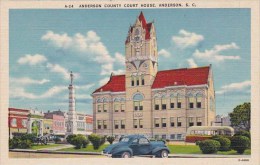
[9, 149, 102, 155]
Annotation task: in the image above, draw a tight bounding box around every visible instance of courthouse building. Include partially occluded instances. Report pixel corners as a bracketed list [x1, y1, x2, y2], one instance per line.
[92, 12, 216, 140]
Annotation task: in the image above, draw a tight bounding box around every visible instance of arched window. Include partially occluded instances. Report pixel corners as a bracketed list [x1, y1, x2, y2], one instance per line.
[133, 93, 144, 111]
[196, 93, 203, 108]
[188, 94, 194, 109]
[136, 76, 140, 86]
[103, 98, 108, 113]
[177, 94, 182, 108]
[161, 95, 167, 110]
[154, 96, 160, 110]
[131, 76, 135, 86]
[141, 75, 145, 85]
[114, 98, 120, 112]
[170, 94, 175, 109]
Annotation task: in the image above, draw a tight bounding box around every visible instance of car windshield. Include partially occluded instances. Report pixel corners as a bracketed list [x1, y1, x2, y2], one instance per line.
[120, 137, 130, 142]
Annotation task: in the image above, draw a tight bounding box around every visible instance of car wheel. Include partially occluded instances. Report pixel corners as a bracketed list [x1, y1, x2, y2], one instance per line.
[121, 152, 131, 158]
[160, 150, 168, 158]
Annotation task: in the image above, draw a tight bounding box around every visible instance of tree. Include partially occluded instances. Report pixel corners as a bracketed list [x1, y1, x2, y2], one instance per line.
[229, 102, 250, 131]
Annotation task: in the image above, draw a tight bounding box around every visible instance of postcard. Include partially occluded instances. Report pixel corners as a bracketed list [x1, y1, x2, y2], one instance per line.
[0, 0, 259, 165]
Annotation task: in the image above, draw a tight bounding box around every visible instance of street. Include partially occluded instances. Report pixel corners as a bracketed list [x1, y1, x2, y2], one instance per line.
[9, 152, 105, 158]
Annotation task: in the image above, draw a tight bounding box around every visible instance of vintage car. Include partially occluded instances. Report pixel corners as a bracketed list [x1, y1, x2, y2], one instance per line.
[102, 135, 170, 158]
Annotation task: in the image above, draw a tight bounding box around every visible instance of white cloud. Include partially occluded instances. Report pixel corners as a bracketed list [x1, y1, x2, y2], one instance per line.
[99, 77, 109, 86]
[113, 69, 125, 75]
[17, 54, 47, 65]
[75, 84, 95, 90]
[193, 42, 240, 62]
[216, 80, 251, 95]
[42, 30, 125, 76]
[158, 49, 171, 58]
[187, 58, 198, 68]
[46, 63, 79, 80]
[10, 77, 50, 85]
[172, 29, 204, 49]
[10, 86, 67, 99]
[115, 52, 125, 65]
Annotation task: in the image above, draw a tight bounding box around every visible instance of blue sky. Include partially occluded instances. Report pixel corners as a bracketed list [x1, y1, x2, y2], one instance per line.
[9, 9, 250, 115]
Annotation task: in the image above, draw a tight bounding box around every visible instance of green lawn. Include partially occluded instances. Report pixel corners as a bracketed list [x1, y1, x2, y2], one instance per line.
[168, 145, 251, 155]
[30, 144, 62, 150]
[59, 144, 110, 152]
[59, 144, 250, 155]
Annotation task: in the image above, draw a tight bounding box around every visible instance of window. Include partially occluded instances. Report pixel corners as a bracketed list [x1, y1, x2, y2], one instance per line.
[188, 117, 194, 126]
[170, 95, 175, 109]
[97, 120, 102, 129]
[197, 117, 202, 126]
[154, 97, 160, 110]
[121, 120, 125, 129]
[177, 117, 182, 127]
[154, 118, 160, 128]
[11, 118, 17, 127]
[177, 134, 182, 140]
[114, 120, 119, 129]
[97, 105, 102, 112]
[131, 76, 135, 86]
[162, 96, 167, 110]
[139, 119, 143, 128]
[141, 75, 145, 85]
[196, 93, 202, 108]
[170, 134, 175, 140]
[162, 118, 167, 127]
[103, 104, 108, 112]
[162, 135, 167, 139]
[139, 138, 149, 144]
[136, 76, 139, 86]
[177, 94, 181, 108]
[114, 104, 119, 112]
[134, 119, 138, 128]
[121, 104, 125, 112]
[188, 95, 194, 109]
[170, 117, 175, 127]
[103, 120, 107, 129]
[133, 93, 144, 111]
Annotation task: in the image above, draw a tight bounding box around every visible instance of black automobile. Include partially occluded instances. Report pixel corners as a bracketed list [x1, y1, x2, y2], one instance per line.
[102, 135, 170, 158]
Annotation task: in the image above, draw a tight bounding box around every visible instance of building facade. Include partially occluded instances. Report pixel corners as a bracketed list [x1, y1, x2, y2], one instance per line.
[8, 108, 30, 138]
[92, 12, 216, 140]
[213, 115, 231, 127]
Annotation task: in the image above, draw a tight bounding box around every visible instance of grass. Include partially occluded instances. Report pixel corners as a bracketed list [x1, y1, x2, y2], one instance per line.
[168, 145, 251, 155]
[58, 144, 251, 155]
[30, 143, 62, 150]
[59, 144, 110, 152]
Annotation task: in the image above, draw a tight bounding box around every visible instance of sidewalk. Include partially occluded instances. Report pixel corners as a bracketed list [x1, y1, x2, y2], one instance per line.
[37, 144, 74, 151]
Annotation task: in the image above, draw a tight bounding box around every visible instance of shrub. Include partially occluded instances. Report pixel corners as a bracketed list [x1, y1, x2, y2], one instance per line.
[107, 136, 115, 144]
[88, 134, 105, 150]
[69, 134, 88, 149]
[230, 136, 250, 154]
[18, 140, 32, 149]
[199, 139, 220, 154]
[9, 137, 20, 149]
[66, 134, 77, 144]
[234, 130, 250, 139]
[195, 140, 201, 146]
[213, 137, 231, 151]
[20, 133, 37, 142]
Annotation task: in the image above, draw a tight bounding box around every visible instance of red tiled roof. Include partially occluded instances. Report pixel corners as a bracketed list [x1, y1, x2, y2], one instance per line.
[93, 66, 210, 93]
[151, 66, 210, 89]
[93, 75, 125, 93]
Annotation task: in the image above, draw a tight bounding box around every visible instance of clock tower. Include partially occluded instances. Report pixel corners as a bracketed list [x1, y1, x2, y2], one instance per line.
[124, 12, 158, 137]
